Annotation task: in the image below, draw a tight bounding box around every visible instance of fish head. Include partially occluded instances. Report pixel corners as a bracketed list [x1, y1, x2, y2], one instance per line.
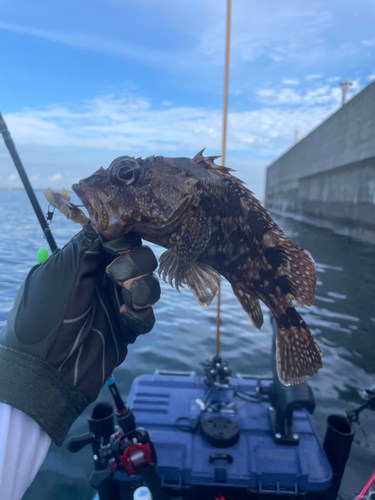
[72, 155, 199, 240]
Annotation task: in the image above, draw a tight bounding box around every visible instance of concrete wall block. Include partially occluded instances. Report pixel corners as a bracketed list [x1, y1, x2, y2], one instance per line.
[265, 154, 375, 243]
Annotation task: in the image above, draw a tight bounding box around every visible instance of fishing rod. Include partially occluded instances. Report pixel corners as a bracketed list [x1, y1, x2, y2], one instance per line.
[0, 112, 58, 253]
[215, 0, 232, 357]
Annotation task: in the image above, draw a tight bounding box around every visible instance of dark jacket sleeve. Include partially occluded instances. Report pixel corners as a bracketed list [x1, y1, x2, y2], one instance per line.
[0, 228, 96, 445]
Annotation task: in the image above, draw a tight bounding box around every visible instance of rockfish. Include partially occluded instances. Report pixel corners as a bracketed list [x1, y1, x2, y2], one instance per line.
[70, 151, 323, 385]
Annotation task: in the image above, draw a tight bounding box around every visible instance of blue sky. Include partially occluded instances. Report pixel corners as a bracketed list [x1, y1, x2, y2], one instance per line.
[0, 0, 374, 199]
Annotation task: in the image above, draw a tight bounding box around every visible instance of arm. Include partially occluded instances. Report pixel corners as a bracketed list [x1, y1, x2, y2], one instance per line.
[0, 225, 160, 499]
[0, 404, 51, 500]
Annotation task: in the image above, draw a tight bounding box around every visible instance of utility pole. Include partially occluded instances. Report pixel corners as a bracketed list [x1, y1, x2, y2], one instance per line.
[339, 81, 353, 106]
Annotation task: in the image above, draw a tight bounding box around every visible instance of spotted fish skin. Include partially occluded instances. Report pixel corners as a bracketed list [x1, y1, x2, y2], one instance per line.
[72, 151, 323, 386]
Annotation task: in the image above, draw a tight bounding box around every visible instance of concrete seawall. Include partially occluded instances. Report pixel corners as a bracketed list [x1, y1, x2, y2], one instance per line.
[265, 80, 375, 244]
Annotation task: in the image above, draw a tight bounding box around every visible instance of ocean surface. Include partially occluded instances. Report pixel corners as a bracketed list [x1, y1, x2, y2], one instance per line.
[0, 190, 374, 500]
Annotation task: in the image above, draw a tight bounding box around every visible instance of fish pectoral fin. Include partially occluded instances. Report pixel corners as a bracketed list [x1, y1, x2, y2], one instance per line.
[184, 262, 220, 307]
[158, 210, 212, 292]
[158, 246, 189, 291]
[231, 285, 263, 331]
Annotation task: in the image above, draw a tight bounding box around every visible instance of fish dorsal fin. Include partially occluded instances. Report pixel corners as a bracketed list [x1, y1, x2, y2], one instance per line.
[192, 149, 247, 188]
[193, 150, 279, 232]
[193, 148, 222, 167]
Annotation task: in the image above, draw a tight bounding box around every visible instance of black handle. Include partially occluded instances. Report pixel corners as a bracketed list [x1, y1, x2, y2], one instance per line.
[67, 432, 95, 453]
[209, 453, 233, 464]
[89, 468, 112, 489]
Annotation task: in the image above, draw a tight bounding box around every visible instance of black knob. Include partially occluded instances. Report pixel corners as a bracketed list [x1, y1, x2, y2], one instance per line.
[67, 432, 95, 453]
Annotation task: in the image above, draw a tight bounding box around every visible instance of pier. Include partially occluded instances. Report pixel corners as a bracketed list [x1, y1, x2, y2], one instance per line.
[265, 80, 375, 244]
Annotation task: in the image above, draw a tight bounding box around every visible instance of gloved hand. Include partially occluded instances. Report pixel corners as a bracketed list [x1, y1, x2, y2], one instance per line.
[0, 224, 160, 445]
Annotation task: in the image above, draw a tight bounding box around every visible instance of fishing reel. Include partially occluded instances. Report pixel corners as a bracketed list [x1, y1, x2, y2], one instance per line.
[89, 427, 158, 489]
[67, 406, 157, 483]
[67, 376, 166, 500]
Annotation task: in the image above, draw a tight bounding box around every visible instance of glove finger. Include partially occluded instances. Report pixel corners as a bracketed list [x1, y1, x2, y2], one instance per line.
[105, 282, 155, 342]
[106, 246, 158, 282]
[119, 302, 156, 335]
[102, 233, 142, 256]
[121, 273, 161, 310]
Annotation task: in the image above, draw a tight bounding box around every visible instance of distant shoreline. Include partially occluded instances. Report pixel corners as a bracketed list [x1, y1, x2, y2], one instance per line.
[0, 187, 44, 191]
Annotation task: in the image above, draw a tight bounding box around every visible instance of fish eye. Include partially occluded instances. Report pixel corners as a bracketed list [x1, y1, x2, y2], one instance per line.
[110, 158, 140, 185]
[118, 166, 135, 181]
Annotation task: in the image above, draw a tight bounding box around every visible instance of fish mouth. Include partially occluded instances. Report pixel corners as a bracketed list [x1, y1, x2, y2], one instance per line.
[72, 183, 93, 211]
[72, 182, 110, 231]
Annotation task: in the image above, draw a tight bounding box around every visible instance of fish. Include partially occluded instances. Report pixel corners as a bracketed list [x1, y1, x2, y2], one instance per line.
[69, 150, 323, 386]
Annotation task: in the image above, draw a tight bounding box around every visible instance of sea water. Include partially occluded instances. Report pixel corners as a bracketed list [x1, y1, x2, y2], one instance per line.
[0, 190, 374, 500]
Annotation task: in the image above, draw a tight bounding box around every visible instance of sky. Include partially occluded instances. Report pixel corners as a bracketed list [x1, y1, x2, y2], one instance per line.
[0, 0, 375, 200]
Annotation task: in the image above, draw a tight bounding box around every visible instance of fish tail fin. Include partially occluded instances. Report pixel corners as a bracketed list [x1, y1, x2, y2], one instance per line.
[275, 309, 323, 386]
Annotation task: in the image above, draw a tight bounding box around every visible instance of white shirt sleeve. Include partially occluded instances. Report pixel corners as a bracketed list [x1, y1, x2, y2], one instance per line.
[0, 403, 52, 500]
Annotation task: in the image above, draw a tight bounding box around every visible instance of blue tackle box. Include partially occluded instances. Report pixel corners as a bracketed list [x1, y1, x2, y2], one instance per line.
[119, 370, 332, 495]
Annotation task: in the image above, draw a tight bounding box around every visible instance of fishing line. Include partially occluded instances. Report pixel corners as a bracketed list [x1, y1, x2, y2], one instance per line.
[216, 0, 232, 357]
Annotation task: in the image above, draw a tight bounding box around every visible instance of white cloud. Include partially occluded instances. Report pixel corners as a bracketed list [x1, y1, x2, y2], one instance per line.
[8, 173, 17, 181]
[255, 83, 345, 107]
[199, 1, 333, 67]
[48, 173, 62, 182]
[0, 82, 365, 193]
[281, 78, 300, 86]
[327, 76, 340, 83]
[305, 74, 322, 80]
[162, 100, 174, 106]
[256, 87, 301, 105]
[362, 39, 375, 47]
[368, 74, 375, 82]
[349, 79, 361, 91]
[2, 90, 348, 158]
[342, 79, 361, 102]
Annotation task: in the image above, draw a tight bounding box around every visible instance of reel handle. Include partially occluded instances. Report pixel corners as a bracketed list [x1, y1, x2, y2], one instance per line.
[67, 432, 96, 453]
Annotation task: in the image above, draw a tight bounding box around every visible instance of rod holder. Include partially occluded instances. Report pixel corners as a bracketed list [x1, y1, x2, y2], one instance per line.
[323, 414, 354, 500]
[89, 403, 120, 500]
[89, 403, 115, 455]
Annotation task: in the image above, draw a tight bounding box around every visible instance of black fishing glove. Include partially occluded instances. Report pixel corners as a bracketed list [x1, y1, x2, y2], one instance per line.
[0, 224, 160, 445]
